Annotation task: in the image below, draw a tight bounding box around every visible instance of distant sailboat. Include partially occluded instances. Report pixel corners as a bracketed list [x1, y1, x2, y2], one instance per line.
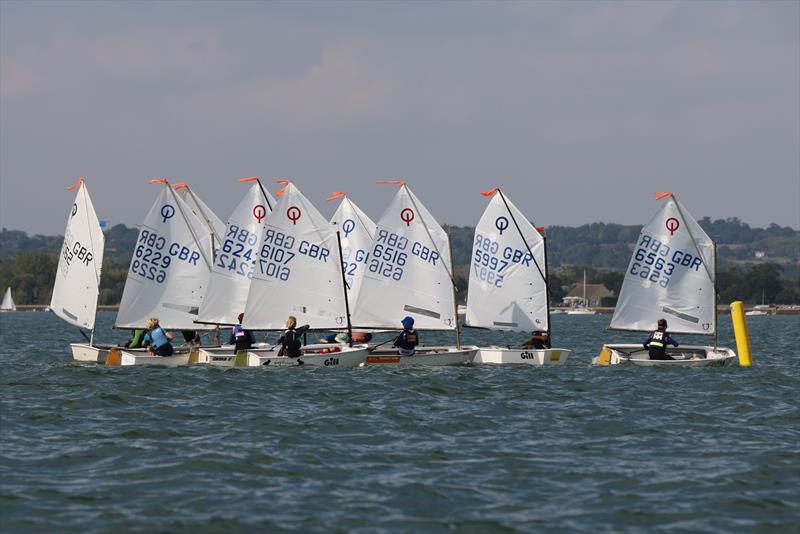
[173, 182, 226, 247]
[1, 287, 16, 312]
[565, 270, 596, 315]
[327, 191, 376, 309]
[466, 188, 571, 365]
[50, 177, 105, 361]
[594, 192, 736, 366]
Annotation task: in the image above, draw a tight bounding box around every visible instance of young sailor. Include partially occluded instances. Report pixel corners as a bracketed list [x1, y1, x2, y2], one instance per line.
[123, 328, 145, 349]
[229, 312, 255, 352]
[278, 315, 310, 358]
[521, 330, 550, 350]
[143, 317, 174, 356]
[393, 316, 419, 356]
[643, 318, 679, 360]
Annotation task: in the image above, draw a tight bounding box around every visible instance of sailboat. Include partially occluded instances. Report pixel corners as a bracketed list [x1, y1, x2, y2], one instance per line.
[50, 177, 106, 361]
[565, 270, 596, 315]
[465, 188, 571, 365]
[352, 181, 478, 365]
[594, 192, 736, 366]
[228, 180, 369, 368]
[0, 288, 16, 312]
[108, 179, 215, 366]
[746, 289, 770, 316]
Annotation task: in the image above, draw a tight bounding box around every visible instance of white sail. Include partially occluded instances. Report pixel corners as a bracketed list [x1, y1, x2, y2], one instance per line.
[1, 288, 16, 311]
[465, 190, 548, 332]
[242, 182, 348, 330]
[329, 195, 376, 309]
[197, 180, 276, 324]
[175, 184, 226, 244]
[610, 194, 716, 335]
[352, 184, 456, 330]
[50, 180, 104, 329]
[115, 183, 214, 330]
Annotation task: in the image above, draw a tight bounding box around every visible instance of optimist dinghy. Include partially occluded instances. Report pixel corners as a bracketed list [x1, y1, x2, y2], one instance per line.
[109, 179, 216, 366]
[466, 188, 571, 365]
[218, 180, 368, 368]
[352, 181, 477, 366]
[594, 193, 736, 367]
[49, 177, 107, 362]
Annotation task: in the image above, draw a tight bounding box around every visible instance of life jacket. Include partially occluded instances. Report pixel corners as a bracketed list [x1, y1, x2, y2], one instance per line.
[150, 327, 170, 349]
[397, 329, 418, 350]
[648, 330, 667, 358]
[280, 328, 302, 357]
[232, 324, 252, 351]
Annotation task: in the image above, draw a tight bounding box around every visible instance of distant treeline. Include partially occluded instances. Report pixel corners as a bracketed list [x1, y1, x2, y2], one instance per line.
[1, 217, 797, 305]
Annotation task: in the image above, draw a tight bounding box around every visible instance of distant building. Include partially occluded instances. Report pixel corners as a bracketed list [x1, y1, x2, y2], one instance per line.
[754, 250, 766, 258]
[563, 284, 613, 307]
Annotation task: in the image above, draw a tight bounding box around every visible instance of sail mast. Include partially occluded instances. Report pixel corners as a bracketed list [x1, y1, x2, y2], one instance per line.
[336, 231, 354, 347]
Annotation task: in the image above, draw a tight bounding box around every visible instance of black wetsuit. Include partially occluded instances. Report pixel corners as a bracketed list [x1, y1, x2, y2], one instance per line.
[278, 325, 310, 357]
[229, 325, 255, 352]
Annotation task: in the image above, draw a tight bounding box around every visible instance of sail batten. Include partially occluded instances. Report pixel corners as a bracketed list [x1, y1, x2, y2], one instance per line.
[352, 185, 456, 330]
[610, 195, 716, 335]
[465, 191, 548, 332]
[50, 181, 104, 328]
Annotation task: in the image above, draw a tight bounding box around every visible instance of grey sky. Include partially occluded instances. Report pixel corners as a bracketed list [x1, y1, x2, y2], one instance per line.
[1, 0, 798, 235]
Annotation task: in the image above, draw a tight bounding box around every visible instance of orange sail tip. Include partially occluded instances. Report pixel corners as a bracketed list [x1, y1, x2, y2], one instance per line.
[172, 182, 189, 190]
[375, 180, 405, 186]
[536, 226, 546, 234]
[480, 187, 499, 197]
[276, 186, 288, 197]
[654, 191, 673, 201]
[275, 179, 289, 185]
[325, 191, 347, 201]
[66, 176, 84, 190]
[149, 178, 169, 184]
[239, 176, 259, 183]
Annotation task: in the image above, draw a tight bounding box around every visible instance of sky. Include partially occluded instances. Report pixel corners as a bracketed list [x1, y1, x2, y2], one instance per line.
[1, 0, 798, 235]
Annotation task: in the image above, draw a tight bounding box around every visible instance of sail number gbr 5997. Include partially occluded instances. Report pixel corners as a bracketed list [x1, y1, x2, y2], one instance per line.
[629, 233, 704, 288]
[472, 233, 533, 288]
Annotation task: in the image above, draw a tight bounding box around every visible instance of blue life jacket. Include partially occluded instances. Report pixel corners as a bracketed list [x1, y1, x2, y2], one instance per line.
[150, 327, 169, 349]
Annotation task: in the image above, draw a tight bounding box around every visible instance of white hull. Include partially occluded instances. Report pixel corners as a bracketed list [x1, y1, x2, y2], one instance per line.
[70, 343, 108, 363]
[365, 346, 477, 366]
[745, 311, 769, 316]
[195, 344, 368, 368]
[475, 347, 571, 365]
[593, 343, 736, 367]
[565, 309, 595, 315]
[104, 348, 191, 367]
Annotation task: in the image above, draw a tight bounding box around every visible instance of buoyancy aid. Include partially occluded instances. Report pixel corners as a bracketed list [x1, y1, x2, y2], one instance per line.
[150, 327, 170, 349]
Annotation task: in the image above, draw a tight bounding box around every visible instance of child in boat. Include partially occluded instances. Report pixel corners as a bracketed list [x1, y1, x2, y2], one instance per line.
[181, 330, 200, 349]
[123, 328, 145, 349]
[319, 331, 374, 344]
[643, 318, 679, 360]
[393, 316, 419, 356]
[143, 317, 174, 356]
[229, 312, 255, 352]
[278, 315, 309, 358]
[521, 330, 550, 349]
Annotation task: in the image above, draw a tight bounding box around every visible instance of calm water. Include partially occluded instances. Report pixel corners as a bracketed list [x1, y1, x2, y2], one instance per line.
[0, 311, 798, 533]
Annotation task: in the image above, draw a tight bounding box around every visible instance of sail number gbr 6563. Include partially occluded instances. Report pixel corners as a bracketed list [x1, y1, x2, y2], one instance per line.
[629, 233, 704, 288]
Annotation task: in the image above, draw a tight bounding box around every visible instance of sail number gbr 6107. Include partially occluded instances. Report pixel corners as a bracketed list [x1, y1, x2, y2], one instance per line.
[629, 234, 704, 288]
[257, 228, 330, 282]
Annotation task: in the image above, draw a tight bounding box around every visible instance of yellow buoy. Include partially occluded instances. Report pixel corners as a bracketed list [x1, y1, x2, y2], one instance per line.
[730, 301, 752, 366]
